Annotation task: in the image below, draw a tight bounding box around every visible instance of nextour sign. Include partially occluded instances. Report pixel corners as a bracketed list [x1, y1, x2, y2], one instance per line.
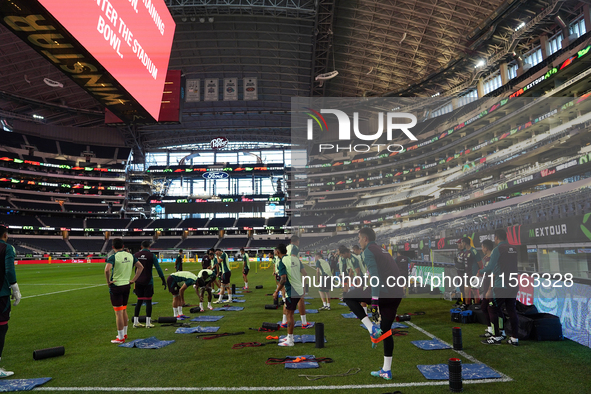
[305, 108, 418, 154]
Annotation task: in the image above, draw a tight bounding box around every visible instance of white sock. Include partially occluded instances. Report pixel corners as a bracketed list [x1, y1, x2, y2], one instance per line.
[117, 329, 124, 340]
[510, 337, 518, 342]
[146, 317, 151, 326]
[327, 302, 330, 307]
[362, 316, 373, 332]
[301, 315, 307, 325]
[199, 302, 203, 310]
[178, 306, 183, 315]
[323, 302, 327, 307]
[488, 326, 494, 334]
[218, 295, 223, 302]
[208, 302, 212, 308]
[383, 356, 393, 372]
[282, 315, 287, 324]
[287, 334, 294, 342]
[363, 306, 368, 314]
[173, 307, 178, 316]
[123, 325, 128, 336]
[133, 316, 139, 325]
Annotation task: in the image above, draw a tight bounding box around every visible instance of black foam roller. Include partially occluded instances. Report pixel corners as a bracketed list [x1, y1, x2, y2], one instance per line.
[265, 304, 278, 310]
[138, 316, 147, 323]
[315, 323, 325, 348]
[33, 346, 65, 360]
[255, 285, 263, 289]
[158, 316, 177, 323]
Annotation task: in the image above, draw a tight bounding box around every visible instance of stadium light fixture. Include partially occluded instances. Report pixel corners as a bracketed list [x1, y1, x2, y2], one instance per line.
[475, 60, 485, 68]
[515, 22, 526, 31]
[1, 119, 12, 132]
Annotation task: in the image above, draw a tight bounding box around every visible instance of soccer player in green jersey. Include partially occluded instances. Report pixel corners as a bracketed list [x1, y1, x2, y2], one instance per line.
[195, 269, 216, 311]
[315, 252, 332, 310]
[105, 238, 144, 344]
[241, 248, 250, 290]
[274, 243, 308, 347]
[214, 249, 232, 303]
[282, 236, 311, 329]
[167, 271, 199, 317]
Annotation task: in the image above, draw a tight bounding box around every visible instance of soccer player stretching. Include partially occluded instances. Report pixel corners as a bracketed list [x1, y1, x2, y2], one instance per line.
[344, 228, 404, 380]
[167, 271, 199, 318]
[105, 238, 144, 344]
[273, 243, 307, 347]
[196, 269, 216, 311]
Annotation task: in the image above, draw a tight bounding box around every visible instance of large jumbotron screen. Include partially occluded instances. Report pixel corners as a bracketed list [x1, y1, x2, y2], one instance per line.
[37, 0, 175, 121]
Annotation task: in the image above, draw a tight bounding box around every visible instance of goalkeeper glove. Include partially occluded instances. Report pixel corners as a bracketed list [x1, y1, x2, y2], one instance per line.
[161, 277, 167, 290]
[369, 298, 380, 324]
[10, 283, 21, 306]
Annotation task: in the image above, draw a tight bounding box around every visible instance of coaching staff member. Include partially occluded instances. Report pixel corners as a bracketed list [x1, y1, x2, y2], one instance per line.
[480, 229, 520, 346]
[344, 227, 404, 380]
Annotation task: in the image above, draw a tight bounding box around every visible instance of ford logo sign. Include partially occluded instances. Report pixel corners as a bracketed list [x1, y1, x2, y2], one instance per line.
[203, 172, 229, 180]
[211, 137, 229, 149]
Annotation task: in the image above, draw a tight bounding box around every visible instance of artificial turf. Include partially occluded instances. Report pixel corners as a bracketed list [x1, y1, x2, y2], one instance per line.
[7, 261, 591, 393]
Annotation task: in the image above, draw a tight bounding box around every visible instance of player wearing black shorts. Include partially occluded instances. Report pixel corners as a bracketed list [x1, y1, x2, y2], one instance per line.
[167, 271, 199, 318]
[273, 243, 307, 347]
[214, 249, 232, 303]
[315, 252, 332, 310]
[0, 226, 20, 378]
[105, 238, 143, 344]
[241, 248, 250, 290]
[175, 250, 183, 272]
[344, 228, 404, 381]
[195, 269, 216, 311]
[132, 240, 166, 328]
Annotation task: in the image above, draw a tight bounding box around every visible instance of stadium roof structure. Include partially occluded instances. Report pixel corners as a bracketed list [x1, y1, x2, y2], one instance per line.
[0, 0, 584, 152]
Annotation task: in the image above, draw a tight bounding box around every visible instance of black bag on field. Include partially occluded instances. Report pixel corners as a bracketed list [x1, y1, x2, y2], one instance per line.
[504, 313, 534, 340]
[529, 313, 563, 341]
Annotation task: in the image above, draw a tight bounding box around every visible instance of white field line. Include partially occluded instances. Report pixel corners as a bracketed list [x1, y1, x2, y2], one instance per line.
[21, 284, 104, 299]
[33, 321, 511, 392]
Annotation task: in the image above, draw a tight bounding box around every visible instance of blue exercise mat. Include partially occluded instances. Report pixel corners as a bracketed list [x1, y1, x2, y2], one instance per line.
[119, 337, 175, 349]
[295, 309, 318, 314]
[212, 306, 244, 311]
[278, 335, 327, 344]
[0, 378, 51, 392]
[360, 322, 408, 330]
[303, 297, 314, 299]
[190, 316, 224, 322]
[304, 302, 310, 305]
[338, 303, 348, 307]
[285, 362, 319, 369]
[417, 364, 502, 380]
[175, 326, 220, 334]
[343, 312, 372, 318]
[411, 339, 451, 350]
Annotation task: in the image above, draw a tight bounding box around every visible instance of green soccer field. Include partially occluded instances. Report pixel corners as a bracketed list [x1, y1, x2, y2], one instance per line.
[7, 261, 591, 393]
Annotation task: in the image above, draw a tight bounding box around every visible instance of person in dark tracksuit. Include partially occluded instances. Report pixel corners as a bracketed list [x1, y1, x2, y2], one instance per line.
[344, 228, 404, 381]
[0, 226, 20, 377]
[479, 229, 519, 346]
[132, 240, 166, 328]
[175, 250, 184, 272]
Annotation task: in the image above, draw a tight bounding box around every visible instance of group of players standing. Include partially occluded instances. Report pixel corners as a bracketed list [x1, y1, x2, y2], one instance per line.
[105, 241, 251, 344]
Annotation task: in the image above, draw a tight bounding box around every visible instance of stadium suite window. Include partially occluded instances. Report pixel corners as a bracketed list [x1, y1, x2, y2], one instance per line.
[569, 18, 586, 38]
[547, 32, 563, 56]
[523, 47, 543, 67]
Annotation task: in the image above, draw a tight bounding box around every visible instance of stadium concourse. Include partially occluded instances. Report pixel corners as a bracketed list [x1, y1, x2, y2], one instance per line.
[0, 0, 591, 392]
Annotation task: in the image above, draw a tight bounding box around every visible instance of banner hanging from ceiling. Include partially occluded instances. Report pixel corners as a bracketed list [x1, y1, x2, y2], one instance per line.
[244, 77, 258, 101]
[204, 79, 219, 101]
[224, 78, 238, 101]
[186, 79, 200, 102]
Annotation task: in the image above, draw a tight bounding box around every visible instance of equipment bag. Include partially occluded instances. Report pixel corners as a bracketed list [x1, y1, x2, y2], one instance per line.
[473, 308, 489, 325]
[460, 310, 474, 324]
[530, 313, 563, 341]
[515, 300, 539, 316]
[450, 308, 461, 323]
[262, 322, 280, 331]
[504, 313, 534, 340]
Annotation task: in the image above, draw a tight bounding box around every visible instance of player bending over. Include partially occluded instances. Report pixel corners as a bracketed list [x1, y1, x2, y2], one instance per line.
[195, 269, 216, 311]
[167, 271, 198, 318]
